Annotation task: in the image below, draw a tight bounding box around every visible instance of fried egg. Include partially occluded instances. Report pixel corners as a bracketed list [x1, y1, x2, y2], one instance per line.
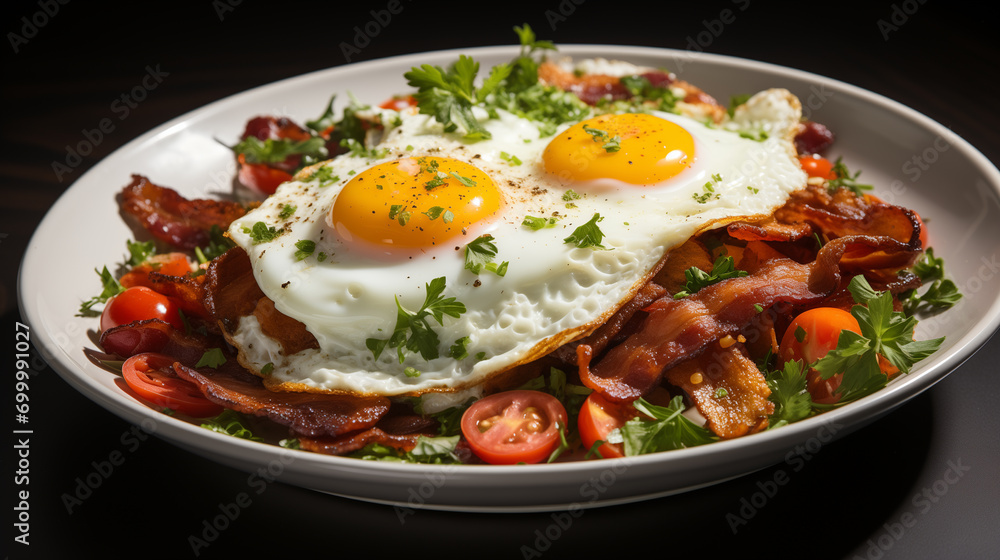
[226, 87, 806, 402]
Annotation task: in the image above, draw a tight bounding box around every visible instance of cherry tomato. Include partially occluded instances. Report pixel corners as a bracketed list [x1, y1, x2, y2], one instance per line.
[577, 392, 639, 459]
[120, 252, 192, 289]
[460, 390, 567, 465]
[798, 155, 837, 181]
[101, 286, 184, 333]
[237, 153, 293, 195]
[780, 307, 861, 404]
[121, 353, 224, 417]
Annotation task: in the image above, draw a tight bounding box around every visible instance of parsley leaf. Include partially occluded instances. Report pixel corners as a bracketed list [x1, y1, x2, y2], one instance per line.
[232, 136, 327, 166]
[366, 277, 467, 363]
[828, 157, 874, 197]
[522, 215, 559, 230]
[294, 239, 316, 261]
[812, 275, 945, 404]
[196, 225, 235, 263]
[351, 435, 462, 464]
[195, 348, 227, 369]
[563, 213, 606, 249]
[616, 396, 717, 455]
[405, 55, 510, 140]
[125, 239, 156, 266]
[201, 410, 261, 441]
[465, 235, 509, 276]
[78, 266, 125, 317]
[901, 248, 963, 315]
[673, 255, 748, 298]
[241, 221, 281, 244]
[766, 359, 814, 428]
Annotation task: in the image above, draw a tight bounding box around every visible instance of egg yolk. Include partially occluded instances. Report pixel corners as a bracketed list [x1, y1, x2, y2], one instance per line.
[330, 156, 502, 252]
[543, 113, 695, 186]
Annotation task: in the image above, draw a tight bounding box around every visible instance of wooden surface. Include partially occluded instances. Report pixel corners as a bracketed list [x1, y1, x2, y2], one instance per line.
[3, 1, 998, 558]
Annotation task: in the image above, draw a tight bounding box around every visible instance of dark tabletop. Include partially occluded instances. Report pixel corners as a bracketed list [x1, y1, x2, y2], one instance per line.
[4, 1, 999, 559]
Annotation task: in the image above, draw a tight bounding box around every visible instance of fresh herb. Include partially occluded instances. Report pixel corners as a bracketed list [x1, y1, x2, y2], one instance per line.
[901, 248, 963, 315]
[582, 125, 621, 153]
[232, 136, 327, 166]
[765, 359, 813, 428]
[449, 336, 471, 360]
[308, 165, 340, 187]
[197, 225, 235, 262]
[828, 157, 874, 197]
[615, 396, 717, 455]
[422, 206, 455, 222]
[195, 348, 227, 369]
[339, 137, 389, 159]
[450, 172, 477, 187]
[522, 215, 559, 230]
[305, 93, 338, 134]
[366, 277, 467, 363]
[465, 235, 508, 276]
[125, 239, 156, 266]
[563, 213, 606, 249]
[518, 367, 591, 421]
[500, 151, 522, 166]
[616, 74, 681, 113]
[404, 54, 511, 140]
[294, 239, 316, 261]
[352, 435, 462, 464]
[673, 255, 748, 298]
[201, 410, 261, 441]
[78, 266, 125, 316]
[242, 221, 281, 244]
[812, 275, 945, 404]
[260, 362, 274, 376]
[388, 205, 411, 226]
[279, 203, 296, 219]
[692, 173, 723, 203]
[727, 93, 753, 118]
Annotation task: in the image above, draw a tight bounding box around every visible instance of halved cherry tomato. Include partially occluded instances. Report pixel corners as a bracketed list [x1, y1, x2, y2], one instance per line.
[577, 392, 638, 459]
[798, 155, 837, 181]
[237, 153, 293, 195]
[121, 353, 223, 417]
[780, 307, 861, 404]
[100, 286, 184, 333]
[460, 390, 567, 465]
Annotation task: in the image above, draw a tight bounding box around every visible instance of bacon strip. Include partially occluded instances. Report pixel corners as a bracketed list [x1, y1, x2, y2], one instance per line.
[120, 174, 249, 250]
[173, 363, 390, 438]
[297, 428, 425, 456]
[664, 344, 773, 439]
[576, 235, 915, 402]
[99, 318, 215, 366]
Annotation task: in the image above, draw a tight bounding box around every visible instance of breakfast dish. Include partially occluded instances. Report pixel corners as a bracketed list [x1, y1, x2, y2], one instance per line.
[21, 33, 1000, 508]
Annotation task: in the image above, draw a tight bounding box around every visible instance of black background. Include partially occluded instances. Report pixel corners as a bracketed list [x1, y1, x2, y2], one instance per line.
[3, 1, 999, 558]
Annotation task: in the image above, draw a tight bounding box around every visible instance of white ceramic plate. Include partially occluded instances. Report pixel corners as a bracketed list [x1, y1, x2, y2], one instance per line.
[19, 45, 1000, 511]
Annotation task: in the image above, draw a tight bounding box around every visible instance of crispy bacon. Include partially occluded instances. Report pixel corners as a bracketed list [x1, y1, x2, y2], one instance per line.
[664, 344, 773, 439]
[99, 318, 216, 366]
[120, 174, 249, 250]
[297, 428, 425, 456]
[576, 235, 917, 402]
[173, 363, 390, 438]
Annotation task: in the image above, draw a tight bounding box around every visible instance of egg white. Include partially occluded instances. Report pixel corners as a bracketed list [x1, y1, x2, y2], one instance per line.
[226, 89, 806, 399]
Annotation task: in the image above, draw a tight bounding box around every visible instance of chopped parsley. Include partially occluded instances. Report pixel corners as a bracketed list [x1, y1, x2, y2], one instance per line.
[232, 136, 327, 166]
[582, 125, 621, 152]
[351, 435, 462, 464]
[673, 255, 748, 298]
[279, 203, 296, 219]
[309, 165, 340, 187]
[450, 171, 477, 187]
[500, 151, 522, 166]
[765, 359, 813, 428]
[465, 235, 508, 276]
[422, 206, 455, 222]
[294, 239, 316, 261]
[242, 221, 281, 244]
[197, 225, 235, 262]
[388, 205, 411, 226]
[201, 410, 261, 441]
[366, 277, 467, 363]
[522, 215, 560, 230]
[693, 173, 723, 203]
[563, 213, 606, 249]
[125, 239, 156, 266]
